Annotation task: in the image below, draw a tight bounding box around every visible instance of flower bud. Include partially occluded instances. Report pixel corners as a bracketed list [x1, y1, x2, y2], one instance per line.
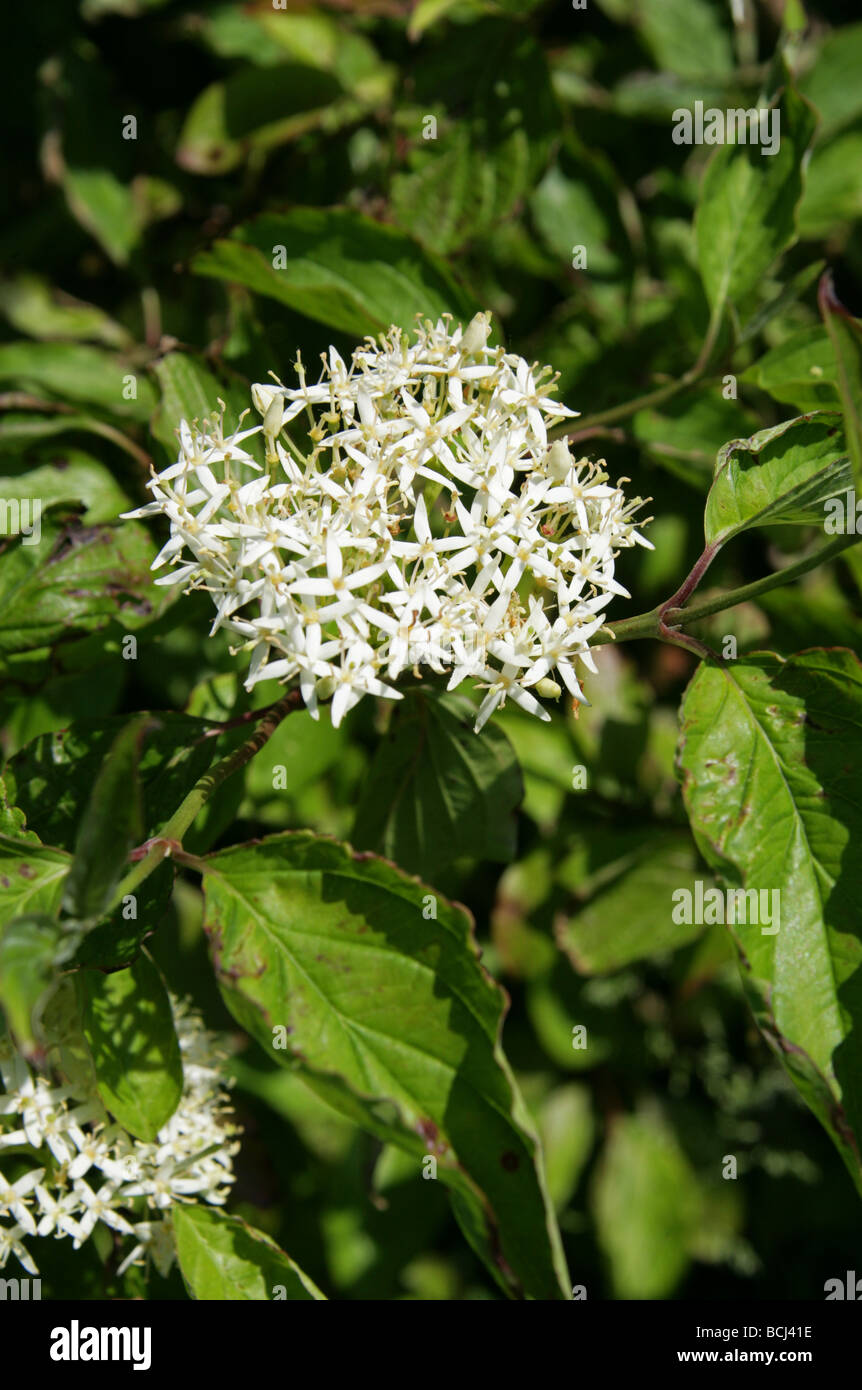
[535, 677, 562, 700]
[263, 393, 285, 437]
[460, 311, 491, 356]
[252, 383, 280, 417]
[546, 439, 572, 481]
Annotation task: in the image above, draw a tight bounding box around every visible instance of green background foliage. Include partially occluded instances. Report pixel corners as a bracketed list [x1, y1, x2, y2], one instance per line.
[2, 0, 862, 1300]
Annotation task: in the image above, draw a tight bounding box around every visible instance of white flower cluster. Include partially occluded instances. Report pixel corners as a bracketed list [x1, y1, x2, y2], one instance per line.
[0, 1000, 239, 1278]
[125, 313, 651, 731]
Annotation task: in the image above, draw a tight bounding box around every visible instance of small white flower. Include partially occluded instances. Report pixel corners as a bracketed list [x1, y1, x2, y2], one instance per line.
[0, 1222, 38, 1275]
[72, 1181, 137, 1244]
[35, 1185, 84, 1241]
[0, 1168, 44, 1235]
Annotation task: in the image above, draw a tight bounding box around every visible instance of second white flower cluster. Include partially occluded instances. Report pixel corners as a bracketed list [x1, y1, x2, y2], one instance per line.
[0, 1000, 239, 1278]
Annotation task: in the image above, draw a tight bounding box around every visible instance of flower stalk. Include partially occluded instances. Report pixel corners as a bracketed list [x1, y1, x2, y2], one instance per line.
[110, 688, 302, 908]
[592, 531, 862, 649]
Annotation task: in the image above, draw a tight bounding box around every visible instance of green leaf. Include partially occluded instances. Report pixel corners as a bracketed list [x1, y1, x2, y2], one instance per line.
[149, 352, 236, 456]
[61, 169, 140, 268]
[0, 274, 130, 348]
[0, 778, 31, 839]
[61, 715, 151, 922]
[0, 343, 155, 421]
[173, 1206, 325, 1301]
[0, 457, 132, 527]
[0, 410, 139, 457]
[4, 711, 241, 969]
[407, 0, 464, 37]
[199, 830, 570, 1300]
[819, 273, 862, 492]
[636, 0, 733, 77]
[537, 1084, 595, 1213]
[60, 167, 180, 266]
[526, 958, 640, 1074]
[390, 26, 557, 256]
[593, 1111, 701, 1298]
[46, 50, 150, 266]
[199, 5, 389, 91]
[177, 66, 354, 176]
[81, 0, 171, 15]
[631, 388, 760, 483]
[0, 657, 126, 763]
[132, 175, 183, 232]
[494, 708, 576, 829]
[71, 863, 174, 974]
[0, 519, 158, 668]
[798, 131, 862, 238]
[530, 158, 628, 279]
[390, 125, 478, 259]
[5, 715, 212, 850]
[799, 22, 862, 141]
[406, 0, 541, 29]
[192, 208, 478, 338]
[741, 326, 839, 410]
[352, 691, 523, 880]
[703, 412, 851, 549]
[556, 833, 707, 974]
[0, 914, 75, 1055]
[242, 706, 345, 809]
[695, 84, 817, 320]
[77, 952, 183, 1141]
[0, 834, 70, 929]
[609, 74, 728, 122]
[738, 260, 826, 345]
[677, 650, 862, 1190]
